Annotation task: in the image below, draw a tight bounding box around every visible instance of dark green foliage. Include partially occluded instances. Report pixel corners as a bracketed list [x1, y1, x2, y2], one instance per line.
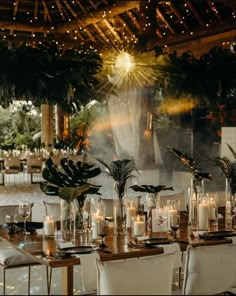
[130, 184, 174, 193]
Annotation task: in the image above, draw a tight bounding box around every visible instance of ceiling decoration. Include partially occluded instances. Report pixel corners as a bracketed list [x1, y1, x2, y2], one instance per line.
[0, 0, 235, 54]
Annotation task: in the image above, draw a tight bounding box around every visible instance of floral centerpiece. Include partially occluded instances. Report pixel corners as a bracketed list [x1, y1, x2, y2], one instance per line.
[130, 184, 174, 231]
[95, 158, 138, 234]
[40, 157, 102, 238]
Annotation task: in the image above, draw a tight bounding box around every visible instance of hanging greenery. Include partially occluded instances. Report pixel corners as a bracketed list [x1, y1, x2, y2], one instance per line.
[0, 40, 103, 110]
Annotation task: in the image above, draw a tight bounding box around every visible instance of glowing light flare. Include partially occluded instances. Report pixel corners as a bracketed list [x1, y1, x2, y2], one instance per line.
[90, 116, 133, 133]
[157, 97, 199, 115]
[115, 52, 134, 74]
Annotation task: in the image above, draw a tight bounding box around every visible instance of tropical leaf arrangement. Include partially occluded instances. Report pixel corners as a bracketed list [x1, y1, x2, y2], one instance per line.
[130, 184, 174, 193]
[167, 147, 212, 182]
[95, 158, 138, 199]
[167, 147, 212, 198]
[40, 157, 102, 207]
[206, 143, 236, 194]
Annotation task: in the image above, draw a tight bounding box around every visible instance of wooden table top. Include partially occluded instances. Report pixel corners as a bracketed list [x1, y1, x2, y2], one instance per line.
[0, 209, 234, 266]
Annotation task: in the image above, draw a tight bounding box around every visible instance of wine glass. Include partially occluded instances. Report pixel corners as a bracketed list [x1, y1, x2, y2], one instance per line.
[97, 220, 109, 248]
[18, 201, 31, 234]
[169, 213, 180, 240]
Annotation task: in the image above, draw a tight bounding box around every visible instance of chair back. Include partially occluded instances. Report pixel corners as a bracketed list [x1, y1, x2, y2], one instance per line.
[27, 156, 43, 170]
[96, 250, 177, 295]
[183, 243, 236, 295]
[4, 157, 21, 171]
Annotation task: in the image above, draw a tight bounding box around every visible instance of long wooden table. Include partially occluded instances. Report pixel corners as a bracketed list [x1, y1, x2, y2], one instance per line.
[0, 210, 234, 295]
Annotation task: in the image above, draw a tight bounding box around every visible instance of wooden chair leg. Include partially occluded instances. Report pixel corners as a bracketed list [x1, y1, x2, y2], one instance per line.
[28, 266, 31, 295]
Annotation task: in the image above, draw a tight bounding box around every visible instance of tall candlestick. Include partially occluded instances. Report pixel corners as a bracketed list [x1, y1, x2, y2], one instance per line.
[198, 202, 209, 230]
[127, 206, 136, 228]
[133, 215, 145, 236]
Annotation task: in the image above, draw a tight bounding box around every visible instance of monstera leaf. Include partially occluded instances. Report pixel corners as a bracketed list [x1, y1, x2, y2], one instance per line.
[40, 157, 102, 204]
[130, 184, 174, 193]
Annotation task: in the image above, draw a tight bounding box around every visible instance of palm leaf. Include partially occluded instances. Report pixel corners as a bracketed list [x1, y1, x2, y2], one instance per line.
[227, 143, 236, 160]
[130, 184, 174, 193]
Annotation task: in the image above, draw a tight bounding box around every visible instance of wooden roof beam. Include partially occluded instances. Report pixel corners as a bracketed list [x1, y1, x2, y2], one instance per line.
[186, 0, 205, 26]
[116, 15, 134, 37]
[206, 0, 223, 22]
[156, 6, 175, 34]
[127, 11, 140, 31]
[55, 0, 66, 21]
[42, 0, 52, 23]
[93, 23, 109, 42]
[103, 19, 122, 42]
[0, 21, 50, 33]
[168, 1, 188, 29]
[75, 0, 87, 14]
[34, 0, 39, 20]
[63, 0, 78, 18]
[57, 1, 139, 31]
[13, 0, 19, 18]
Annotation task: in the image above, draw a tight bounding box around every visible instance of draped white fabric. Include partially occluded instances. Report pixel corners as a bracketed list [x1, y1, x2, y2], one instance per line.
[108, 88, 142, 161]
[108, 88, 164, 166]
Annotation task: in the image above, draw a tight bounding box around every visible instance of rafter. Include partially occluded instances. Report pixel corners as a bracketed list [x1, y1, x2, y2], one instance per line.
[127, 11, 140, 31]
[13, 0, 19, 18]
[34, 0, 39, 20]
[42, 0, 52, 23]
[63, 0, 77, 18]
[55, 0, 66, 21]
[156, 6, 175, 34]
[93, 23, 109, 42]
[168, 1, 188, 30]
[206, 0, 223, 22]
[186, 0, 205, 26]
[58, 1, 139, 31]
[103, 19, 122, 42]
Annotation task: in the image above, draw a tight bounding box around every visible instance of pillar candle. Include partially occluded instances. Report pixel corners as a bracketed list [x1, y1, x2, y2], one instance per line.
[127, 206, 136, 228]
[209, 197, 216, 220]
[198, 202, 209, 230]
[44, 216, 55, 236]
[133, 215, 145, 236]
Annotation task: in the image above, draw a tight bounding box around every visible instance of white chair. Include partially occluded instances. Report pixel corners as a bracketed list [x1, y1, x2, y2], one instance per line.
[79, 252, 100, 295]
[95, 247, 177, 295]
[3, 157, 21, 185]
[0, 236, 49, 295]
[26, 156, 43, 184]
[182, 242, 236, 295]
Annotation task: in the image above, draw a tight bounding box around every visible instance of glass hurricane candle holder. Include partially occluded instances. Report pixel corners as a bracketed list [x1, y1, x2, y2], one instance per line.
[208, 192, 218, 229]
[133, 215, 145, 237]
[167, 199, 180, 239]
[44, 215, 56, 238]
[198, 194, 209, 231]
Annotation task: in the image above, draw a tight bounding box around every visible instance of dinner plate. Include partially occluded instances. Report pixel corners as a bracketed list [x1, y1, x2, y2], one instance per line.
[200, 231, 236, 240]
[142, 238, 172, 246]
[58, 246, 97, 254]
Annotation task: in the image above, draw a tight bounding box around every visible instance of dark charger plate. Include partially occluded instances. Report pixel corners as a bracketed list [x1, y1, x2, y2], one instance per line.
[58, 246, 97, 255]
[15, 222, 43, 232]
[199, 231, 236, 240]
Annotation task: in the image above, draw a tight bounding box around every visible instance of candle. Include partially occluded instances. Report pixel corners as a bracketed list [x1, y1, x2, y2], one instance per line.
[209, 197, 216, 220]
[44, 216, 55, 237]
[168, 209, 178, 229]
[133, 215, 145, 236]
[127, 206, 136, 228]
[92, 214, 103, 240]
[198, 202, 209, 230]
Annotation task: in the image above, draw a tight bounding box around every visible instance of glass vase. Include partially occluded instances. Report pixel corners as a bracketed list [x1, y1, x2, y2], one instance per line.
[60, 200, 74, 242]
[188, 178, 204, 230]
[225, 178, 236, 230]
[73, 198, 85, 234]
[113, 198, 127, 235]
[146, 192, 160, 232]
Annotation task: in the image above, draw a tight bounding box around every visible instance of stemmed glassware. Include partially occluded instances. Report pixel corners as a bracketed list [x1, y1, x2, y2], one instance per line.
[169, 212, 180, 240]
[97, 219, 109, 248]
[18, 201, 31, 234]
[167, 199, 180, 240]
